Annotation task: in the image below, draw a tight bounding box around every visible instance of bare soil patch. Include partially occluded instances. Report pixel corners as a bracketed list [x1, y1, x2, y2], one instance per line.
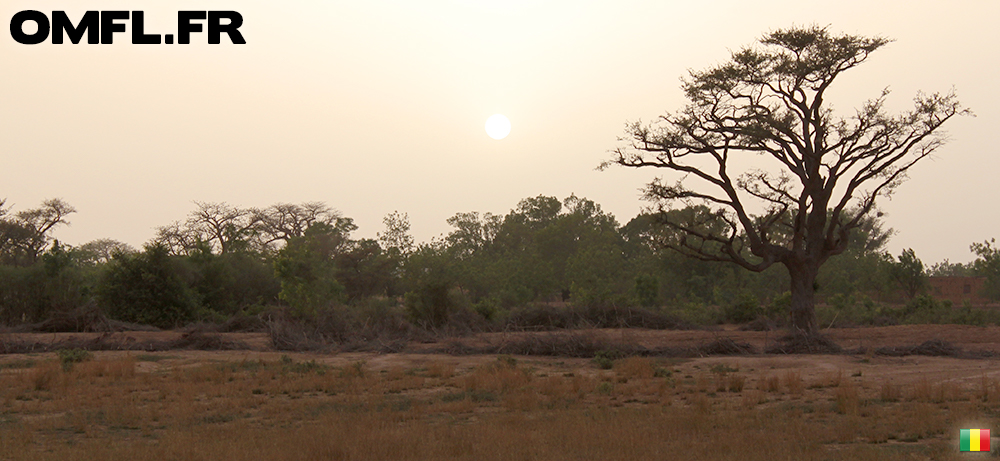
[3, 324, 1000, 358]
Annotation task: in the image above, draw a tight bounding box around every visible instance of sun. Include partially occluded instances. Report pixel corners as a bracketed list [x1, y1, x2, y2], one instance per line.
[485, 114, 511, 140]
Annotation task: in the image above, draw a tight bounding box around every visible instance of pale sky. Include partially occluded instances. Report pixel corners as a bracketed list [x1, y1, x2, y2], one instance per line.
[2, 0, 997, 264]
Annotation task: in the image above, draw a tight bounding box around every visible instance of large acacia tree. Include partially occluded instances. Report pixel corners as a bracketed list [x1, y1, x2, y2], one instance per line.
[606, 26, 965, 335]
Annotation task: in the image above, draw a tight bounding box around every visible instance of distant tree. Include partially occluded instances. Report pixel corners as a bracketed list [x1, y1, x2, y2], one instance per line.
[605, 26, 965, 335]
[927, 259, 975, 277]
[272, 223, 348, 316]
[445, 211, 502, 258]
[889, 248, 927, 300]
[154, 201, 354, 255]
[441, 195, 627, 307]
[256, 202, 355, 252]
[97, 243, 199, 328]
[152, 221, 201, 256]
[185, 202, 261, 254]
[186, 244, 280, 316]
[971, 238, 1000, 301]
[153, 202, 262, 255]
[378, 211, 415, 258]
[335, 238, 396, 302]
[0, 240, 91, 325]
[401, 241, 455, 328]
[74, 239, 136, 265]
[0, 198, 76, 266]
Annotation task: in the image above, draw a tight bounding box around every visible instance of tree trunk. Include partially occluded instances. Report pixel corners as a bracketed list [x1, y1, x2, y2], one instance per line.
[787, 262, 819, 336]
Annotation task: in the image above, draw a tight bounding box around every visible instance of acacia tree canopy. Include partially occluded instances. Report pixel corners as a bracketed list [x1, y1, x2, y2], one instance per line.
[0, 198, 76, 266]
[606, 26, 966, 335]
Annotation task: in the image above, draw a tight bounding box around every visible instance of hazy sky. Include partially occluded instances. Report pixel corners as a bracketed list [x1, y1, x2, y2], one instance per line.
[2, 1, 997, 264]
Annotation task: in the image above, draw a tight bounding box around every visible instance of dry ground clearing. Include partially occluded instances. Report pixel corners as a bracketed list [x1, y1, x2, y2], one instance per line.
[1, 325, 1000, 460]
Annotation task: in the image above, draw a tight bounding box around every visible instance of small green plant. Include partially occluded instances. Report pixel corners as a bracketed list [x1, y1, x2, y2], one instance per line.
[596, 381, 614, 395]
[710, 363, 738, 374]
[56, 348, 92, 371]
[0, 359, 37, 370]
[593, 350, 618, 370]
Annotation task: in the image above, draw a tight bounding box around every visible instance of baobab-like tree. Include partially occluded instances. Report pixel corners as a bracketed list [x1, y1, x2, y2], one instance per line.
[605, 26, 966, 336]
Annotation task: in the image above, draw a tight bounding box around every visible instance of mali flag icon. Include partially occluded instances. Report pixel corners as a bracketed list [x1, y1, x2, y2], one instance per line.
[961, 429, 991, 452]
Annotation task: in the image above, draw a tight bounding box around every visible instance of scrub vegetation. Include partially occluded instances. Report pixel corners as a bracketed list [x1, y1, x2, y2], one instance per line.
[0, 25, 997, 460]
[0, 195, 997, 349]
[0, 352, 995, 460]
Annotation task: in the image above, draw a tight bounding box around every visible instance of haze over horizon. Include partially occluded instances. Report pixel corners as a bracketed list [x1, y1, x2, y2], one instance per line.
[2, 0, 997, 264]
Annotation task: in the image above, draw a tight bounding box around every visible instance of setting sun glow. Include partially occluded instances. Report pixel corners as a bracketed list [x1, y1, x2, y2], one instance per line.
[485, 114, 511, 139]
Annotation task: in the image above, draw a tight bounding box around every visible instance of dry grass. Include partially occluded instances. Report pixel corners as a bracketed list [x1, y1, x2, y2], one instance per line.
[782, 370, 805, 395]
[613, 356, 655, 379]
[424, 361, 455, 379]
[880, 381, 902, 402]
[760, 374, 781, 393]
[0, 352, 993, 460]
[833, 378, 860, 415]
[908, 378, 965, 403]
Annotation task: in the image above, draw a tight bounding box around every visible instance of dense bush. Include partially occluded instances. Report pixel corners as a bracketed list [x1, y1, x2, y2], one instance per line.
[0, 242, 93, 325]
[188, 248, 280, 317]
[4, 195, 997, 338]
[97, 243, 200, 328]
[723, 293, 761, 324]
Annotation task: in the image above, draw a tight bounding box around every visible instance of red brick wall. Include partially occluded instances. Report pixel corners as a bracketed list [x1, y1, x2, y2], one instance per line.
[928, 276, 989, 305]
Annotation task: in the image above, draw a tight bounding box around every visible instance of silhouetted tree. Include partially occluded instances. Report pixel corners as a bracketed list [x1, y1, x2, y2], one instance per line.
[0, 198, 76, 266]
[606, 26, 965, 335]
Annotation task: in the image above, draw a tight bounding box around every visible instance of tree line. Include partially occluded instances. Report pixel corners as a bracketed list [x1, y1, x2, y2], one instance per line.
[1, 195, 997, 331]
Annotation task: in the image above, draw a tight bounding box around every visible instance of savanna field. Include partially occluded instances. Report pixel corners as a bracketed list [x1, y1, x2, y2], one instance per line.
[4, 9, 1000, 461]
[2, 326, 1000, 461]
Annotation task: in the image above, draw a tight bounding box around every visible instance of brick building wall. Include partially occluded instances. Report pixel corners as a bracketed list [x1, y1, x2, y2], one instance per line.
[928, 276, 989, 305]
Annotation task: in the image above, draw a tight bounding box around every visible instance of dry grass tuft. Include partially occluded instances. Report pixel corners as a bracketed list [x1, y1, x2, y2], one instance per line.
[741, 390, 766, 409]
[782, 370, 804, 395]
[880, 381, 902, 402]
[462, 359, 531, 395]
[833, 379, 860, 415]
[425, 361, 455, 379]
[614, 356, 655, 379]
[975, 375, 1000, 403]
[760, 374, 781, 393]
[907, 378, 964, 403]
[726, 374, 746, 393]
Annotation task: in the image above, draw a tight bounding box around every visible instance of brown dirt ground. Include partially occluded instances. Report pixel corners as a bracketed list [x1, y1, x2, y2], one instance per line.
[3, 323, 1000, 354]
[2, 324, 999, 388]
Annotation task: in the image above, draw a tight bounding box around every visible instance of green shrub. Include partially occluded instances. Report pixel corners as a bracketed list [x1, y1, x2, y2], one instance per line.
[661, 302, 720, 326]
[97, 243, 199, 328]
[404, 282, 451, 328]
[593, 349, 620, 370]
[56, 348, 92, 371]
[723, 293, 760, 324]
[472, 296, 502, 321]
[633, 274, 660, 308]
[901, 295, 952, 324]
[766, 291, 791, 319]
